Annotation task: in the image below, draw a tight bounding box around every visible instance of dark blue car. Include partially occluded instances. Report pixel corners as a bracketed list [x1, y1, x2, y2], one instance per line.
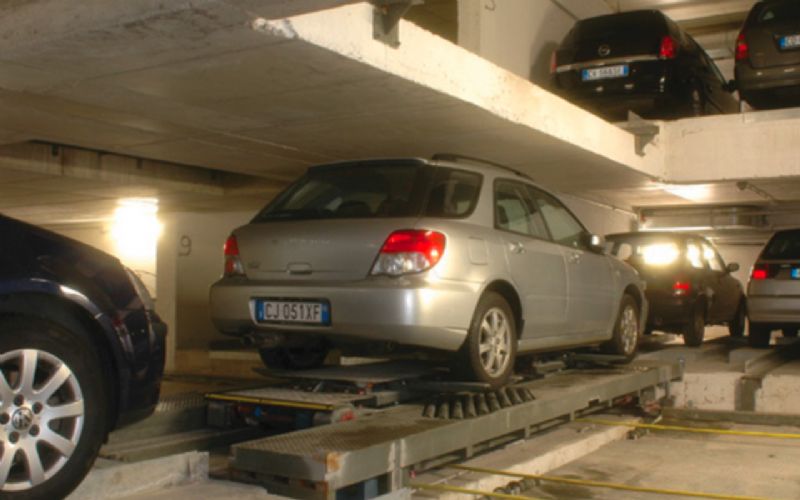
[0, 214, 166, 498]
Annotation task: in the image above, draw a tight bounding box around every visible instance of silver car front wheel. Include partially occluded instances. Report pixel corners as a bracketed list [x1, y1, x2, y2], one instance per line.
[601, 294, 640, 361]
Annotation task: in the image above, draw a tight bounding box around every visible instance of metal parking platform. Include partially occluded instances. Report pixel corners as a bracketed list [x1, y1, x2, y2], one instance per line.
[228, 359, 681, 499]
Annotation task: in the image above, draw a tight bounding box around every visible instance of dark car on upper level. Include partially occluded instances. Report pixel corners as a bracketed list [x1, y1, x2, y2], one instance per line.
[735, 0, 800, 109]
[0, 214, 166, 498]
[551, 10, 739, 121]
[606, 232, 746, 346]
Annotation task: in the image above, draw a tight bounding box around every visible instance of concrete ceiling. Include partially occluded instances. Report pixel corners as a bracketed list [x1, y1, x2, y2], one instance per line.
[0, 0, 796, 228]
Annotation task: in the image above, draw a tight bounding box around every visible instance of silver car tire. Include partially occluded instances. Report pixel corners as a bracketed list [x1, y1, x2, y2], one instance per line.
[601, 294, 640, 361]
[456, 292, 517, 389]
[0, 317, 107, 499]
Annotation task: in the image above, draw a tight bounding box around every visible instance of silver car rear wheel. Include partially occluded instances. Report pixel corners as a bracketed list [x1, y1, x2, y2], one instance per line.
[478, 307, 513, 378]
[456, 292, 517, 388]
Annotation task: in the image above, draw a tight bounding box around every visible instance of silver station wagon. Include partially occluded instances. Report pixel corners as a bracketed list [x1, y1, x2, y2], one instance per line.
[748, 228, 800, 347]
[210, 156, 647, 387]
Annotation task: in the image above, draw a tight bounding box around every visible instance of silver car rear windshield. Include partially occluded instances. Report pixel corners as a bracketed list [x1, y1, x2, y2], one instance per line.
[763, 230, 800, 260]
[254, 162, 482, 221]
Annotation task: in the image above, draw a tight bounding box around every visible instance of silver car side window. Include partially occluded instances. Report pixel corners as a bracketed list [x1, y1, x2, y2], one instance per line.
[530, 191, 585, 249]
[494, 181, 548, 239]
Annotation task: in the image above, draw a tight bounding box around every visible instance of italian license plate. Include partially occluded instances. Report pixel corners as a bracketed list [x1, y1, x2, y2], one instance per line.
[255, 299, 330, 325]
[792, 268, 800, 279]
[780, 34, 800, 49]
[582, 64, 629, 81]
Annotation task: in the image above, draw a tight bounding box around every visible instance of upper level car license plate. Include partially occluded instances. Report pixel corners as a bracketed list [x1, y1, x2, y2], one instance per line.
[582, 65, 629, 81]
[780, 34, 800, 49]
[256, 299, 330, 325]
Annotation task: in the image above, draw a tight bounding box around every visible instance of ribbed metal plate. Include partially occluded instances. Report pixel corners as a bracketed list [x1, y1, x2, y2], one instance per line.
[271, 360, 439, 384]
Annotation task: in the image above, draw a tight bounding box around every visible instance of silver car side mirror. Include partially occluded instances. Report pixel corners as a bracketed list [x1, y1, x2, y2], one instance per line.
[589, 234, 605, 253]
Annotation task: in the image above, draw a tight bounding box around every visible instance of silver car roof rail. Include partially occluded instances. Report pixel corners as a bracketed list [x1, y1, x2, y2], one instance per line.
[431, 153, 533, 181]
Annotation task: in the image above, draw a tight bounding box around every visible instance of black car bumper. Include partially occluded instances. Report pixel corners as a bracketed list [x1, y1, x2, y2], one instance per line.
[646, 294, 694, 331]
[115, 312, 167, 429]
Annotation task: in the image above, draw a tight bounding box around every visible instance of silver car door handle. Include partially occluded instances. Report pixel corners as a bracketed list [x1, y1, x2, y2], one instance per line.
[509, 242, 525, 254]
[568, 252, 581, 264]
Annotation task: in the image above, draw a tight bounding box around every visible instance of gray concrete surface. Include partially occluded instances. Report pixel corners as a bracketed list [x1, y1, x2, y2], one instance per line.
[518, 421, 800, 499]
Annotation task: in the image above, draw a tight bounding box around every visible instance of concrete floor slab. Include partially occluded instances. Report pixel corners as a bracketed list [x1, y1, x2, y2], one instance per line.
[414, 414, 638, 499]
[518, 422, 800, 499]
[68, 451, 208, 500]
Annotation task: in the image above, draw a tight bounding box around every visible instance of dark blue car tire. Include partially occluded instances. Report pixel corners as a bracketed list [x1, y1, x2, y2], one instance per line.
[0, 316, 108, 499]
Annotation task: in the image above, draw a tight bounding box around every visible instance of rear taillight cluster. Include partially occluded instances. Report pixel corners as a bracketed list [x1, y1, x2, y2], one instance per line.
[371, 230, 446, 277]
[672, 280, 691, 296]
[224, 235, 245, 277]
[659, 35, 677, 59]
[735, 32, 749, 61]
[751, 264, 772, 280]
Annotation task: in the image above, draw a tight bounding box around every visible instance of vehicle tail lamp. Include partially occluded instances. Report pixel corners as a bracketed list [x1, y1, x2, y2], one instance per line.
[735, 32, 749, 61]
[642, 243, 679, 266]
[550, 51, 557, 74]
[371, 230, 446, 277]
[659, 35, 677, 59]
[672, 281, 691, 296]
[224, 234, 245, 277]
[751, 265, 768, 280]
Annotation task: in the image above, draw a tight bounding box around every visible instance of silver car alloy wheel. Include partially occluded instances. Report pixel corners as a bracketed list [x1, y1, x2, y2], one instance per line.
[619, 304, 638, 355]
[478, 307, 512, 377]
[0, 349, 85, 491]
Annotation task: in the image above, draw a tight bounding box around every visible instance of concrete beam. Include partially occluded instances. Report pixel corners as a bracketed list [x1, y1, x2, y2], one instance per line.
[0, 142, 278, 195]
[663, 108, 800, 184]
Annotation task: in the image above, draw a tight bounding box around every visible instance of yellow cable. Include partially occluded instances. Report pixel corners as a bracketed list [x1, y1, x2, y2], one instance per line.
[411, 482, 539, 499]
[577, 418, 800, 440]
[450, 464, 775, 500]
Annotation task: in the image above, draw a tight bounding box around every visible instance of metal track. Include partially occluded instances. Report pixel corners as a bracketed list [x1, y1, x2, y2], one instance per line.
[230, 360, 680, 499]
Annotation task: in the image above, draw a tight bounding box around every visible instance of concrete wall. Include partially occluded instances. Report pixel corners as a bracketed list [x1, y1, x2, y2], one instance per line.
[458, 0, 611, 85]
[561, 194, 637, 236]
[157, 210, 254, 370]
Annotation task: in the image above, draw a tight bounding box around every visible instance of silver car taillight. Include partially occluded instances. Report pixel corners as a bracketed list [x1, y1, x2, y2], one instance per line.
[371, 230, 446, 277]
[224, 234, 245, 277]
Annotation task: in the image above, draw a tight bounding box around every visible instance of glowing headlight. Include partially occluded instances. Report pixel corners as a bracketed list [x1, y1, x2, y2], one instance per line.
[641, 243, 679, 266]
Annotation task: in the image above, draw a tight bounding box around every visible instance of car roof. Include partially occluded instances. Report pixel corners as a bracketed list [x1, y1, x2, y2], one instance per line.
[307, 156, 536, 183]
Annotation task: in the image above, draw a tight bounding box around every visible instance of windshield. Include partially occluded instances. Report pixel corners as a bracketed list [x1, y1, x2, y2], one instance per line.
[757, 2, 800, 24]
[253, 162, 482, 222]
[762, 230, 800, 260]
[565, 11, 668, 45]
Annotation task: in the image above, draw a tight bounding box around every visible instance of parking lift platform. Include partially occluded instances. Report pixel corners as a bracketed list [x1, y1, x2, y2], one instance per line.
[224, 359, 681, 499]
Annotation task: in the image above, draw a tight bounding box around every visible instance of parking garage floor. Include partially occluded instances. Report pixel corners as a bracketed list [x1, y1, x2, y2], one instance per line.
[64, 328, 800, 499]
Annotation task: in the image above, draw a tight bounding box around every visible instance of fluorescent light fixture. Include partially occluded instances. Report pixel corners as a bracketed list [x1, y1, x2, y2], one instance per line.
[111, 198, 162, 262]
[661, 184, 712, 202]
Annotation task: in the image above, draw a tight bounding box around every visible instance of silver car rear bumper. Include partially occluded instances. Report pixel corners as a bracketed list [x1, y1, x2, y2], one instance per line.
[748, 295, 800, 323]
[209, 277, 480, 351]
